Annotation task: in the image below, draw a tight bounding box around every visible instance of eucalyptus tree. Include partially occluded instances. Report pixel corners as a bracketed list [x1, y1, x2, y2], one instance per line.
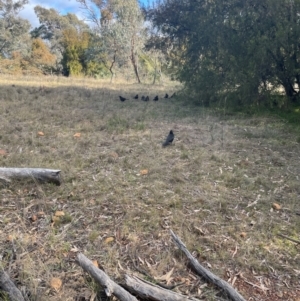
[33, 7, 88, 54]
[32, 6, 90, 73]
[77, 0, 145, 82]
[0, 0, 31, 57]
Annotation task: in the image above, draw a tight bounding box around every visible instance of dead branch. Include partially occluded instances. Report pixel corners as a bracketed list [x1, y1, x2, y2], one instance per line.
[75, 252, 138, 301]
[0, 168, 61, 186]
[278, 233, 300, 244]
[0, 267, 25, 301]
[125, 274, 198, 301]
[170, 230, 246, 301]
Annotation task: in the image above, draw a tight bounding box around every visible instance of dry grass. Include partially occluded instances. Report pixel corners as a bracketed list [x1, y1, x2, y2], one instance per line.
[0, 75, 300, 301]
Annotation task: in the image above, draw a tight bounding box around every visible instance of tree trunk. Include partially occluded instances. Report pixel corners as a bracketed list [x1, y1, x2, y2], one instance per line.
[106, 52, 116, 83]
[152, 57, 157, 85]
[282, 79, 296, 99]
[130, 37, 141, 83]
[0, 168, 61, 186]
[109, 62, 115, 83]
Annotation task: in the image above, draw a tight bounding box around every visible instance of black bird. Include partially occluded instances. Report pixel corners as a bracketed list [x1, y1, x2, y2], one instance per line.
[134, 94, 138, 99]
[119, 96, 126, 102]
[141, 95, 145, 101]
[164, 93, 169, 98]
[145, 96, 149, 101]
[153, 95, 159, 101]
[162, 130, 174, 147]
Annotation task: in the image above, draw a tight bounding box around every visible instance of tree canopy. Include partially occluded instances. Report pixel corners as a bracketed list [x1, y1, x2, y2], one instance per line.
[147, 0, 300, 107]
[0, 0, 31, 57]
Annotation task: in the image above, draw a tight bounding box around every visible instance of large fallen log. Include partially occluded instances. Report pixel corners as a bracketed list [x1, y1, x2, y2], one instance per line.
[170, 230, 246, 301]
[0, 267, 25, 301]
[75, 253, 138, 301]
[0, 168, 61, 186]
[125, 274, 198, 301]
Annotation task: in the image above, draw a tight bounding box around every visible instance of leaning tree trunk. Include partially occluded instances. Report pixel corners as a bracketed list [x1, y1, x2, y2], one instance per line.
[152, 57, 157, 85]
[130, 36, 141, 84]
[108, 52, 117, 83]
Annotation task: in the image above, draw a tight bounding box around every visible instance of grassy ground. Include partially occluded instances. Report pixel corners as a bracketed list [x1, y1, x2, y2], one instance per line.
[0, 75, 300, 301]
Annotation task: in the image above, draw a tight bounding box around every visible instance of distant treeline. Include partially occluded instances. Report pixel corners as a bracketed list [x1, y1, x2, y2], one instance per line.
[1, 0, 300, 109]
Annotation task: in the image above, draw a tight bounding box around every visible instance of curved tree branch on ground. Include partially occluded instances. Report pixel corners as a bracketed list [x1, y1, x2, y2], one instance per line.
[75, 252, 138, 301]
[125, 274, 198, 301]
[0, 267, 25, 301]
[170, 230, 246, 301]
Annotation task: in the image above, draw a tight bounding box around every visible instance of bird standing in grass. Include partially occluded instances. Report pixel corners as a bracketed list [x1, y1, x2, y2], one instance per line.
[153, 95, 159, 101]
[141, 96, 145, 101]
[162, 130, 174, 147]
[164, 93, 169, 98]
[145, 96, 149, 101]
[134, 94, 138, 99]
[119, 96, 126, 102]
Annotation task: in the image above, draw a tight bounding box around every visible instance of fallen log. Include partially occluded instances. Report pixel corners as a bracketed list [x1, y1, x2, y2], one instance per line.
[0, 168, 61, 186]
[0, 267, 25, 301]
[170, 230, 246, 301]
[75, 253, 138, 301]
[125, 274, 198, 301]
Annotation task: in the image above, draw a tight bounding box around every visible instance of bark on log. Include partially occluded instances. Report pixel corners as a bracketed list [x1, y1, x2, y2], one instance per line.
[0, 168, 61, 186]
[170, 230, 246, 301]
[125, 274, 197, 301]
[75, 253, 138, 301]
[0, 268, 25, 301]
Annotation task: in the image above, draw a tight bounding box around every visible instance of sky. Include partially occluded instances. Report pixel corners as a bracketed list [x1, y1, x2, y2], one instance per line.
[19, 0, 152, 29]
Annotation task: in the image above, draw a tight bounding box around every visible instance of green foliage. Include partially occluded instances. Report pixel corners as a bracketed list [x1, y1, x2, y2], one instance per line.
[33, 6, 89, 41]
[33, 6, 90, 73]
[149, 0, 300, 108]
[61, 29, 90, 76]
[85, 61, 110, 78]
[79, 0, 146, 82]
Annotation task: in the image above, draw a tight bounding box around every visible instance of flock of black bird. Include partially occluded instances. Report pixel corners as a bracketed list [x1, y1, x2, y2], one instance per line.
[118, 93, 175, 102]
[118, 93, 175, 147]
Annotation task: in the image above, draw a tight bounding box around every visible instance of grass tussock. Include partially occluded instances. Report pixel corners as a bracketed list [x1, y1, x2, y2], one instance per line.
[0, 75, 300, 300]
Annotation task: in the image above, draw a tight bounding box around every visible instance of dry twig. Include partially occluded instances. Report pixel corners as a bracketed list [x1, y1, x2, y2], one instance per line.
[278, 233, 300, 244]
